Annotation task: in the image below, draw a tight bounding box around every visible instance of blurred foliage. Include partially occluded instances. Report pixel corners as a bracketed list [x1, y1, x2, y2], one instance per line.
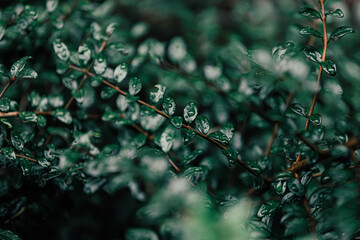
[0, 0, 360, 239]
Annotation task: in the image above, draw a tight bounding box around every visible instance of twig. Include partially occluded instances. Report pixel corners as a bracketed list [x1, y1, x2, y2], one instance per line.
[5, 10, 24, 28]
[264, 91, 294, 156]
[0, 76, 16, 100]
[68, 65, 270, 181]
[65, 35, 111, 110]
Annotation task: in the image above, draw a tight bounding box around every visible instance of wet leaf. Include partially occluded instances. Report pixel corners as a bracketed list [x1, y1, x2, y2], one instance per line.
[94, 54, 107, 75]
[257, 200, 280, 218]
[0, 21, 5, 41]
[52, 109, 72, 124]
[78, 43, 91, 66]
[303, 46, 322, 63]
[309, 113, 321, 126]
[195, 115, 210, 134]
[1, 147, 16, 160]
[329, 26, 355, 41]
[162, 97, 175, 116]
[53, 39, 70, 62]
[150, 84, 166, 103]
[300, 27, 322, 38]
[289, 103, 307, 117]
[183, 102, 198, 123]
[321, 60, 336, 76]
[208, 131, 229, 145]
[169, 116, 182, 129]
[19, 111, 37, 123]
[114, 63, 128, 84]
[181, 128, 195, 145]
[299, 8, 321, 19]
[288, 178, 304, 196]
[0, 97, 10, 112]
[46, 0, 58, 12]
[221, 148, 238, 167]
[10, 56, 32, 77]
[160, 126, 176, 152]
[326, 9, 344, 18]
[0, 229, 21, 240]
[129, 77, 142, 95]
[220, 123, 234, 141]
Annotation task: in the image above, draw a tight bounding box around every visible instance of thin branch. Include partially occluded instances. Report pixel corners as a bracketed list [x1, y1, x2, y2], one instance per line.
[264, 91, 294, 156]
[65, 35, 111, 110]
[15, 154, 39, 163]
[296, 132, 330, 155]
[0, 76, 16, 100]
[69, 65, 270, 181]
[5, 10, 24, 28]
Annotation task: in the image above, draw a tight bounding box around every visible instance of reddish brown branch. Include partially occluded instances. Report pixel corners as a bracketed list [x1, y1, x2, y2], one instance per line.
[69, 65, 269, 181]
[65, 35, 111, 110]
[6, 10, 24, 28]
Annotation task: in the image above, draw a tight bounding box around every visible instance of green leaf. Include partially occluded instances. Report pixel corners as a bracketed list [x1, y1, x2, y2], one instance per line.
[90, 76, 103, 87]
[53, 39, 70, 62]
[309, 113, 321, 126]
[288, 178, 304, 196]
[182, 166, 208, 183]
[326, 9, 344, 18]
[220, 123, 234, 141]
[329, 26, 355, 41]
[289, 103, 307, 117]
[0, 97, 10, 112]
[52, 109, 72, 124]
[11, 130, 24, 151]
[221, 148, 238, 167]
[321, 60, 336, 76]
[1, 118, 12, 128]
[0, 229, 21, 240]
[195, 115, 210, 134]
[129, 77, 142, 95]
[299, 8, 321, 19]
[181, 128, 196, 145]
[94, 54, 107, 75]
[169, 116, 182, 129]
[299, 27, 322, 38]
[0, 21, 5, 41]
[208, 131, 229, 145]
[19, 111, 38, 123]
[162, 97, 175, 116]
[182, 149, 204, 165]
[114, 63, 128, 84]
[108, 42, 129, 55]
[78, 43, 91, 66]
[257, 200, 280, 218]
[1, 147, 16, 160]
[37, 115, 47, 128]
[160, 126, 176, 152]
[46, 0, 59, 12]
[19, 68, 38, 79]
[24, 5, 38, 19]
[0, 64, 9, 78]
[10, 56, 32, 77]
[125, 228, 159, 240]
[150, 84, 166, 103]
[101, 86, 117, 99]
[183, 102, 198, 123]
[303, 46, 322, 63]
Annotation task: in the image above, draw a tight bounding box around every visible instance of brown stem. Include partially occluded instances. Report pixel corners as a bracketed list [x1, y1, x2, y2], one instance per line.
[0, 76, 16, 100]
[6, 10, 24, 28]
[69, 65, 269, 181]
[15, 154, 38, 163]
[295, 0, 328, 167]
[65, 36, 111, 110]
[264, 91, 294, 157]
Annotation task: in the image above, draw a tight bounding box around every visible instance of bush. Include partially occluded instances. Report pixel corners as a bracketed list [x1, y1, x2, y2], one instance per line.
[0, 0, 359, 239]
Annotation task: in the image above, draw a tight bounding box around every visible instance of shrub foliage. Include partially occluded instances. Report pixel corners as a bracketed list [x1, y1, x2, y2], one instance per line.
[0, 0, 359, 239]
